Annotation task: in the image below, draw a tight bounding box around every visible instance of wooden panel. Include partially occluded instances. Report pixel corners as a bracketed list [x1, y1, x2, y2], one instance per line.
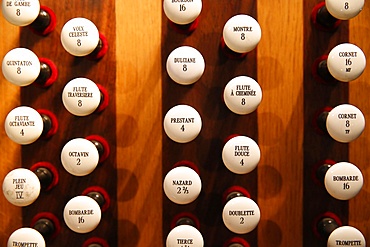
[256, 0, 304, 246]
[349, 1, 370, 238]
[161, 2, 259, 246]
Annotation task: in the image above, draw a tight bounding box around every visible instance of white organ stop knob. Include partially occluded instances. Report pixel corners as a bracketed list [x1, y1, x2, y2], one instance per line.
[62, 78, 104, 116]
[63, 195, 102, 234]
[166, 46, 205, 85]
[61, 138, 101, 176]
[2, 0, 41, 26]
[222, 194, 260, 234]
[327, 226, 366, 247]
[327, 43, 366, 82]
[326, 104, 365, 143]
[7, 227, 45, 247]
[166, 225, 204, 247]
[222, 14, 262, 54]
[324, 162, 363, 200]
[326, 0, 365, 20]
[163, 0, 202, 25]
[163, 166, 202, 204]
[2, 168, 41, 207]
[163, 105, 202, 143]
[222, 135, 260, 174]
[61, 17, 107, 58]
[223, 76, 262, 115]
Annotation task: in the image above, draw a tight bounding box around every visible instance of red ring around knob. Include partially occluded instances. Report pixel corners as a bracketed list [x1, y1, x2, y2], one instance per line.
[223, 237, 250, 247]
[29, 5, 57, 36]
[30, 212, 61, 239]
[170, 212, 201, 230]
[82, 186, 111, 212]
[82, 237, 110, 247]
[222, 186, 251, 205]
[30, 161, 59, 191]
[36, 109, 58, 139]
[85, 135, 110, 163]
[310, 2, 341, 32]
[36, 58, 58, 88]
[95, 84, 109, 113]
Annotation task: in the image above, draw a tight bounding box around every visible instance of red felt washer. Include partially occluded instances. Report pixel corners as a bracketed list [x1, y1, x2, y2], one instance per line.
[85, 135, 110, 163]
[88, 33, 109, 60]
[29, 6, 57, 36]
[222, 186, 251, 205]
[30, 161, 59, 191]
[312, 55, 337, 85]
[169, 16, 200, 34]
[311, 159, 336, 187]
[36, 109, 58, 139]
[223, 134, 241, 145]
[96, 84, 109, 113]
[312, 212, 342, 239]
[172, 160, 200, 175]
[311, 2, 341, 32]
[82, 186, 111, 212]
[36, 58, 58, 88]
[311, 106, 333, 135]
[30, 212, 61, 239]
[223, 237, 250, 247]
[170, 212, 201, 230]
[220, 37, 248, 60]
[82, 237, 110, 247]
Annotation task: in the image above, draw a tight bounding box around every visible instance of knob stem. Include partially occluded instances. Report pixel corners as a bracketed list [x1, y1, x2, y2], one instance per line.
[317, 217, 339, 239]
[87, 191, 106, 208]
[29, 9, 51, 32]
[34, 167, 53, 190]
[175, 217, 196, 227]
[33, 218, 55, 239]
[316, 6, 339, 28]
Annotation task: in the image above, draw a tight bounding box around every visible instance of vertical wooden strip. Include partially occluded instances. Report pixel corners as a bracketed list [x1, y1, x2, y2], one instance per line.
[257, 0, 304, 246]
[348, 2, 370, 239]
[0, 21, 21, 246]
[116, 1, 164, 246]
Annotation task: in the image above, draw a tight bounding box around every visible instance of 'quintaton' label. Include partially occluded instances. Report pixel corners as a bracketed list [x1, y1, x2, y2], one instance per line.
[224, 76, 262, 115]
[327, 226, 366, 247]
[327, 43, 366, 82]
[222, 135, 261, 174]
[222, 196, 260, 234]
[163, 166, 202, 205]
[5, 106, 44, 145]
[2, 48, 41, 86]
[62, 78, 101, 116]
[2, 0, 40, 26]
[61, 17, 100, 57]
[223, 14, 262, 53]
[61, 138, 100, 176]
[7, 228, 46, 247]
[166, 46, 205, 85]
[163, 105, 202, 143]
[326, 104, 365, 143]
[2, 168, 41, 207]
[324, 162, 363, 200]
[163, 0, 202, 25]
[63, 196, 102, 234]
[166, 225, 204, 247]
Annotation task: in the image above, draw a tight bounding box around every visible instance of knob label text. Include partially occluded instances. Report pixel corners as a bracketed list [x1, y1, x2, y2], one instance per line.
[6, 1, 32, 7]
[332, 175, 359, 182]
[69, 26, 88, 37]
[335, 239, 362, 246]
[8, 116, 35, 127]
[12, 242, 38, 247]
[69, 209, 94, 215]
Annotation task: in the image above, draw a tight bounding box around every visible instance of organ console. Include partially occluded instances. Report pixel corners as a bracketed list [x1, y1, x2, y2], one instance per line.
[1, 0, 369, 246]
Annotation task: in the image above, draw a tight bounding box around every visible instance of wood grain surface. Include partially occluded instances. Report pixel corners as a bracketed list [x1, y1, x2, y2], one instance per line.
[0, 0, 369, 246]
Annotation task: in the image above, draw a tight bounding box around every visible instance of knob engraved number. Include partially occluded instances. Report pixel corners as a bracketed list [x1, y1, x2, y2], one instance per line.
[241, 33, 246, 40]
[16, 9, 21, 16]
[181, 125, 185, 132]
[78, 100, 83, 107]
[241, 98, 246, 105]
[77, 39, 82, 47]
[345, 120, 351, 135]
[20, 129, 25, 136]
[240, 159, 244, 166]
[78, 216, 85, 224]
[183, 64, 187, 72]
[179, 4, 186, 11]
[76, 158, 81, 166]
[344, 2, 349, 10]
[17, 67, 21, 74]
[240, 217, 245, 224]
[343, 182, 350, 190]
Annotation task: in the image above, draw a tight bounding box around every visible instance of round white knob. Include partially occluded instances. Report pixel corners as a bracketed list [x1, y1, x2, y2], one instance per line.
[327, 226, 366, 247]
[222, 196, 260, 234]
[61, 138, 100, 176]
[163, 105, 202, 143]
[61, 17, 100, 57]
[7, 227, 45, 247]
[223, 76, 262, 115]
[222, 135, 260, 174]
[163, 0, 202, 25]
[2, 168, 41, 207]
[163, 166, 202, 204]
[2, 48, 41, 87]
[324, 162, 363, 200]
[327, 43, 366, 82]
[63, 195, 102, 234]
[166, 225, 204, 247]
[4, 106, 44, 145]
[223, 14, 262, 54]
[326, 0, 365, 20]
[166, 46, 205, 85]
[1, 0, 40, 26]
[62, 78, 102, 116]
[326, 104, 365, 143]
